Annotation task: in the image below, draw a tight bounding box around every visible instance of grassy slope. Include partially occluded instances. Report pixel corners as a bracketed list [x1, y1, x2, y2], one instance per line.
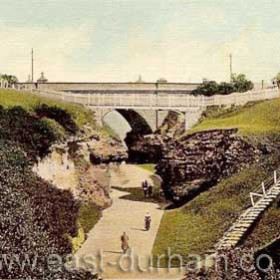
[243, 201, 280, 249]
[189, 99, 280, 136]
[153, 98, 280, 265]
[78, 202, 102, 234]
[0, 89, 96, 129]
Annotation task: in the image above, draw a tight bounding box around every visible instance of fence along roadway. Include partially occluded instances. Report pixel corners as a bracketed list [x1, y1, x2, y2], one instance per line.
[30, 88, 279, 111]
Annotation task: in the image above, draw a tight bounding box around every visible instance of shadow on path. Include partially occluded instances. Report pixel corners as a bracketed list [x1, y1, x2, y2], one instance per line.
[131, 227, 146, 231]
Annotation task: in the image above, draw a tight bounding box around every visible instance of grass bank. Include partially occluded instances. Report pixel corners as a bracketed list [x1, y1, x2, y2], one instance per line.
[243, 201, 280, 249]
[153, 162, 280, 265]
[78, 202, 102, 235]
[153, 98, 280, 266]
[0, 89, 96, 129]
[189, 98, 280, 136]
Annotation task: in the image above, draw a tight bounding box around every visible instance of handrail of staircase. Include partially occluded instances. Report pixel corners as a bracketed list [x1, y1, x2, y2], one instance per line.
[246, 167, 280, 208]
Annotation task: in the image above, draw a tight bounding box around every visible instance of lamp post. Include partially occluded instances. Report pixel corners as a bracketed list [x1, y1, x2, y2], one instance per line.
[31, 48, 34, 83]
[229, 53, 233, 82]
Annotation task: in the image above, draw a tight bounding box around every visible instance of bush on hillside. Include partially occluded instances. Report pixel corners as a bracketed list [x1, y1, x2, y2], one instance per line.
[0, 106, 57, 160]
[35, 104, 78, 134]
[0, 142, 96, 279]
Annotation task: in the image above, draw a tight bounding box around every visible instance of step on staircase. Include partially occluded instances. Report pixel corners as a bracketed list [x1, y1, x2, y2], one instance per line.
[216, 170, 280, 250]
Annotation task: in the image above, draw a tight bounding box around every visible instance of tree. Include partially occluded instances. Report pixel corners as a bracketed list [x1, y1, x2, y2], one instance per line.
[274, 72, 280, 88]
[218, 82, 235, 95]
[231, 73, 254, 92]
[191, 74, 254, 96]
[191, 81, 220, 96]
[0, 74, 18, 86]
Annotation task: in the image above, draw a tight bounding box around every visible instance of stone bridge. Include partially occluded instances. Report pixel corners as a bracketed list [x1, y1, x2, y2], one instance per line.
[17, 82, 203, 132]
[15, 82, 279, 135]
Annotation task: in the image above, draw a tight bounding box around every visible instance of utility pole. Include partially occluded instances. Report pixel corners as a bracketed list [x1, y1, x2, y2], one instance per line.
[229, 53, 233, 82]
[31, 48, 34, 82]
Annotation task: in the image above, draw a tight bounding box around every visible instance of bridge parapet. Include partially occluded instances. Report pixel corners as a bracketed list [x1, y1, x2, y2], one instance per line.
[30, 88, 279, 111]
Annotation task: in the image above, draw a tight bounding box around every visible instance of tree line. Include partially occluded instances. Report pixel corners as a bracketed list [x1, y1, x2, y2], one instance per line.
[191, 73, 254, 96]
[0, 73, 18, 86]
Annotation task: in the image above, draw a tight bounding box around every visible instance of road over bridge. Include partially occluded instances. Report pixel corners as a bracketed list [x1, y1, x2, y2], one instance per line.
[17, 81, 201, 95]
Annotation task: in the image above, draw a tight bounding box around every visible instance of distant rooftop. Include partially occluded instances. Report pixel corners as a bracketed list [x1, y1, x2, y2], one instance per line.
[37, 72, 48, 83]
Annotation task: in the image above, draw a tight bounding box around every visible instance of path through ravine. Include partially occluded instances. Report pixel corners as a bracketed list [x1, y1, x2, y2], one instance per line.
[75, 164, 184, 279]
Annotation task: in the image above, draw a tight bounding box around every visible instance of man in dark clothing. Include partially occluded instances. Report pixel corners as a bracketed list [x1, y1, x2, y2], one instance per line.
[142, 180, 148, 197]
[148, 184, 153, 198]
[121, 232, 129, 254]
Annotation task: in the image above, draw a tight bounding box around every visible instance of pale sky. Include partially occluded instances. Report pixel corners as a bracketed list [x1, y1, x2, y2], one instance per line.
[1, 0, 280, 83]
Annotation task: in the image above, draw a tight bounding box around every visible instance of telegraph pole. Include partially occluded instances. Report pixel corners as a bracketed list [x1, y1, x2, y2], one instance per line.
[229, 53, 233, 82]
[31, 48, 34, 82]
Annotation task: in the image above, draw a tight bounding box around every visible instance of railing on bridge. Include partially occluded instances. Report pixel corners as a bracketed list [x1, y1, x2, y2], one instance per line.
[17, 87, 280, 110]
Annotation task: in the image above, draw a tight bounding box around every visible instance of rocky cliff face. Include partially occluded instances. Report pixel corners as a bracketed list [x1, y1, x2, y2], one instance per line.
[87, 133, 127, 164]
[125, 132, 164, 163]
[125, 125, 263, 202]
[34, 132, 127, 208]
[157, 129, 262, 201]
[126, 111, 184, 163]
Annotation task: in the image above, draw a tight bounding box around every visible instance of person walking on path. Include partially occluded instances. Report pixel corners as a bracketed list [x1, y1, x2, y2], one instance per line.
[144, 212, 151, 231]
[142, 180, 148, 197]
[121, 232, 129, 254]
[148, 184, 153, 198]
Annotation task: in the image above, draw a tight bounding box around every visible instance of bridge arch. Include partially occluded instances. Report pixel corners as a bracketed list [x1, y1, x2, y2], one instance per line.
[101, 109, 153, 136]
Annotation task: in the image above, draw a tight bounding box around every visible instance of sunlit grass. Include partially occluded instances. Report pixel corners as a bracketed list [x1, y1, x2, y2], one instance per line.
[189, 98, 280, 136]
[77, 202, 102, 234]
[153, 163, 280, 266]
[0, 89, 96, 129]
[138, 163, 156, 173]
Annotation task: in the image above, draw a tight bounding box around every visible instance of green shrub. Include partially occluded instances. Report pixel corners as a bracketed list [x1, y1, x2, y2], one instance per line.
[78, 202, 102, 234]
[42, 117, 66, 140]
[0, 106, 57, 160]
[0, 142, 97, 279]
[35, 104, 78, 134]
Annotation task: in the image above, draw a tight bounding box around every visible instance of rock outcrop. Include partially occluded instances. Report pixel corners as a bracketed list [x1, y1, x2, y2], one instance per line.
[157, 129, 262, 201]
[125, 111, 184, 162]
[125, 133, 164, 163]
[125, 124, 263, 203]
[88, 135, 127, 165]
[34, 132, 127, 208]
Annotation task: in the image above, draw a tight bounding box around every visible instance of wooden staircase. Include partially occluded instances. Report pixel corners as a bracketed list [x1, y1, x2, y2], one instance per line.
[216, 170, 280, 250]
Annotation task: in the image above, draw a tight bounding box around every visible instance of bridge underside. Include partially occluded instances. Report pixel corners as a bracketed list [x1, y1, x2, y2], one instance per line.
[94, 108, 170, 134]
[94, 108, 203, 137]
